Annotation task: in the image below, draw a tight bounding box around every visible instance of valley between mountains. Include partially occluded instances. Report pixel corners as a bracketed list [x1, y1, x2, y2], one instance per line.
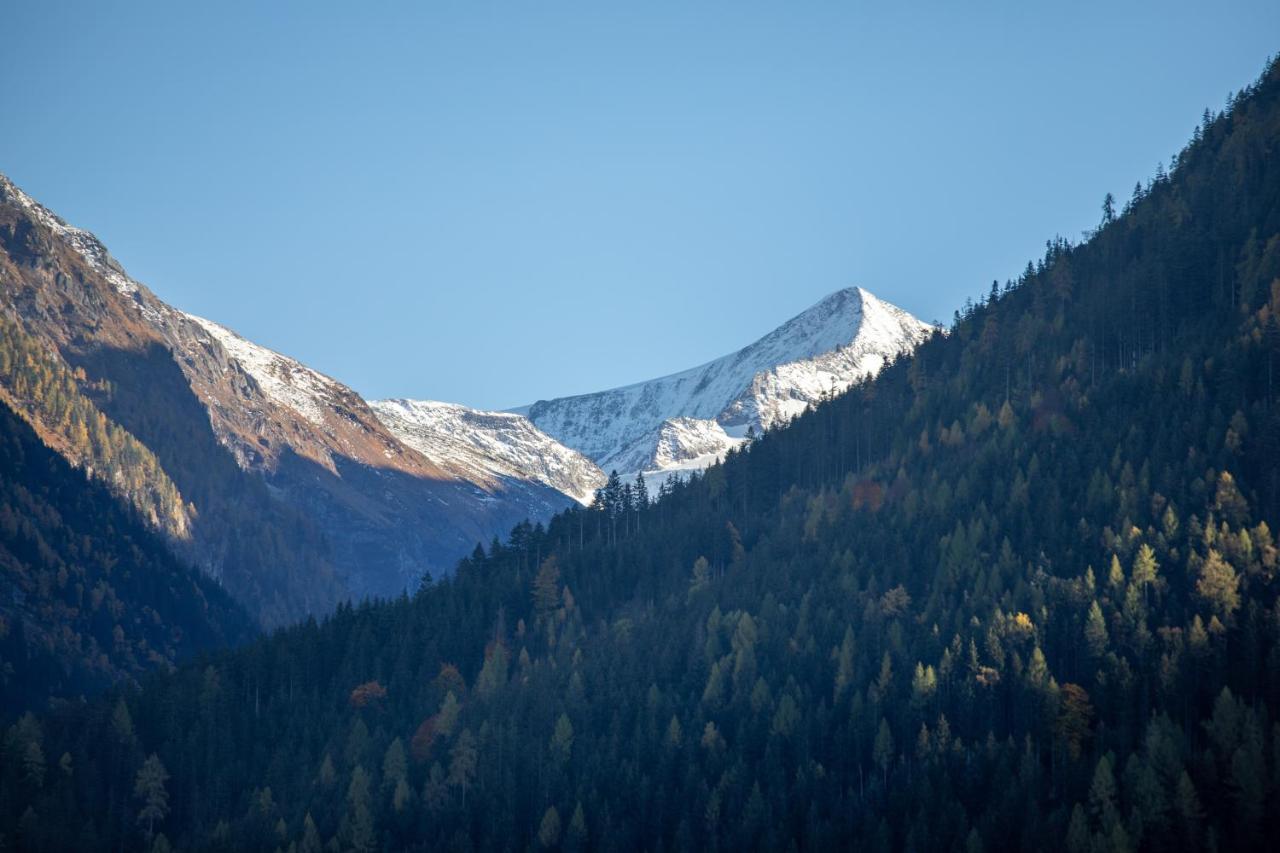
[2, 48, 1279, 853]
[0, 173, 933, 631]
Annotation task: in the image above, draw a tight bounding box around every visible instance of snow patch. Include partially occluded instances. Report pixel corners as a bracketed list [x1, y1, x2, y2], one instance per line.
[608, 416, 745, 475]
[3, 176, 141, 296]
[184, 313, 344, 427]
[371, 399, 606, 505]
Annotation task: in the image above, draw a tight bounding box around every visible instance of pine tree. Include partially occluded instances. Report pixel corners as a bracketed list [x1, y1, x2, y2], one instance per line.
[1085, 601, 1109, 659]
[1197, 549, 1241, 620]
[1174, 771, 1204, 844]
[112, 699, 135, 745]
[633, 472, 649, 513]
[834, 626, 856, 700]
[447, 730, 477, 808]
[550, 713, 574, 765]
[874, 718, 895, 786]
[382, 738, 407, 793]
[1066, 804, 1090, 853]
[1054, 685, 1093, 762]
[566, 801, 588, 851]
[688, 556, 711, 597]
[533, 556, 562, 623]
[1132, 544, 1159, 606]
[538, 806, 562, 848]
[1088, 755, 1118, 828]
[344, 765, 375, 853]
[299, 812, 322, 853]
[911, 662, 938, 708]
[133, 754, 169, 842]
[20, 740, 44, 789]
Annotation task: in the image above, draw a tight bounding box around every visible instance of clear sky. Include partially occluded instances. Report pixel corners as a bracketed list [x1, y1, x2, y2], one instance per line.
[2, 2, 1276, 409]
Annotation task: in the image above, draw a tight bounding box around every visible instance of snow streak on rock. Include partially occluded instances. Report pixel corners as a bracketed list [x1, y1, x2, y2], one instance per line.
[3, 176, 140, 296]
[371, 399, 606, 505]
[185, 314, 343, 427]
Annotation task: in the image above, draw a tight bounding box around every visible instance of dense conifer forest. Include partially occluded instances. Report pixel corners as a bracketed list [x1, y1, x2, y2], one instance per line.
[0, 311, 191, 541]
[3, 57, 1280, 853]
[0, 396, 252, 716]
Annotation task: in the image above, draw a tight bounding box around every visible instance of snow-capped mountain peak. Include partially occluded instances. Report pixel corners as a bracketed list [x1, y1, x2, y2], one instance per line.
[521, 287, 936, 480]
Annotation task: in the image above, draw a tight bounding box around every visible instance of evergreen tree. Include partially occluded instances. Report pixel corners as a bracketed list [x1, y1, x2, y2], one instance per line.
[133, 755, 169, 842]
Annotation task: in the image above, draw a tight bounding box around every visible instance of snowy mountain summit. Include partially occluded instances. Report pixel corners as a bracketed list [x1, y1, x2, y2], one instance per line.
[521, 287, 936, 484]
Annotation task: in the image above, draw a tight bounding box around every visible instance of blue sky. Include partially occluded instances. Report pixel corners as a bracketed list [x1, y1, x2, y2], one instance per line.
[2, 2, 1276, 409]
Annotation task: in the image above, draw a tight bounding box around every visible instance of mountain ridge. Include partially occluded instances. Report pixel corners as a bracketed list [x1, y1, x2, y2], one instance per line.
[0, 172, 581, 620]
[0, 167, 932, 619]
[376, 287, 934, 498]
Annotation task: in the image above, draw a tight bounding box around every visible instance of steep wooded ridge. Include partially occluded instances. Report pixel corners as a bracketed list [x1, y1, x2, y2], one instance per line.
[4, 59, 1280, 852]
[0, 178, 581, 624]
[0, 310, 191, 542]
[0, 396, 253, 715]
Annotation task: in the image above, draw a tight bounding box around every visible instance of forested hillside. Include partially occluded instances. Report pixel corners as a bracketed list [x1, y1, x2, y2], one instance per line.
[3, 59, 1279, 852]
[0, 311, 191, 541]
[0, 397, 253, 717]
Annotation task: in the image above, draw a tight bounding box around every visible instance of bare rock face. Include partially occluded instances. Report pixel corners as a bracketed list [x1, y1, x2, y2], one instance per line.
[0, 173, 576, 623]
